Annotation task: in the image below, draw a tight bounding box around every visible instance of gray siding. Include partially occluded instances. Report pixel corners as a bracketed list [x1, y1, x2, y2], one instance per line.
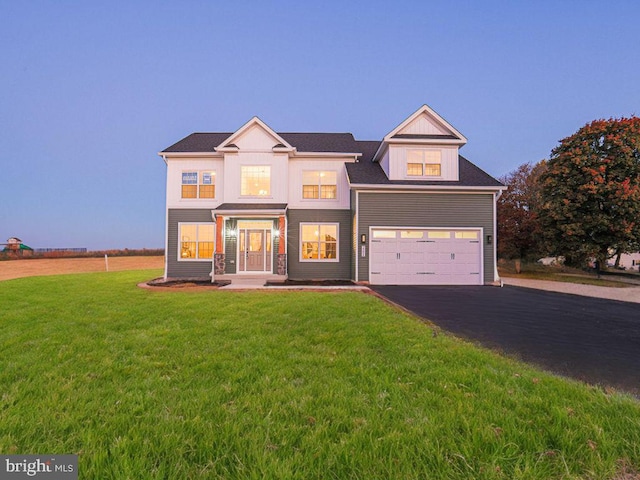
[167, 209, 214, 279]
[356, 192, 495, 284]
[287, 209, 352, 280]
[224, 218, 237, 274]
[350, 190, 357, 281]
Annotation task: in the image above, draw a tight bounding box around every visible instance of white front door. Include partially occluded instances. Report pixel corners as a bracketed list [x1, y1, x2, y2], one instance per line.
[237, 222, 273, 273]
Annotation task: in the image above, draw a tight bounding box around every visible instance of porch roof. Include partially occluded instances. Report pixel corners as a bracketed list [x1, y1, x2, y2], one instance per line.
[213, 203, 287, 217]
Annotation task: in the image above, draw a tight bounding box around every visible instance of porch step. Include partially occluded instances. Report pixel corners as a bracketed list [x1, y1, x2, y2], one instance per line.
[217, 274, 286, 289]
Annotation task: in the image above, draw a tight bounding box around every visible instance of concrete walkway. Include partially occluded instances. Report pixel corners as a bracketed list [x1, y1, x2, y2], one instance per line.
[501, 277, 640, 304]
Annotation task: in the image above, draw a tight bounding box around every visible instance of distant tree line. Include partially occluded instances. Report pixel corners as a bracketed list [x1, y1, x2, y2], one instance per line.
[498, 116, 640, 271]
[0, 248, 164, 261]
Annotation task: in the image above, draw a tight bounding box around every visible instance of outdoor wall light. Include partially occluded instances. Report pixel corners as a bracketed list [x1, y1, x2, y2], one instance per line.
[360, 234, 367, 244]
[487, 234, 493, 245]
[273, 228, 280, 237]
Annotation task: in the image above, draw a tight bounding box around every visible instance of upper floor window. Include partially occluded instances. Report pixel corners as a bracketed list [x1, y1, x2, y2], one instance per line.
[179, 223, 214, 260]
[406, 150, 441, 177]
[302, 171, 337, 199]
[182, 171, 215, 199]
[241, 166, 270, 196]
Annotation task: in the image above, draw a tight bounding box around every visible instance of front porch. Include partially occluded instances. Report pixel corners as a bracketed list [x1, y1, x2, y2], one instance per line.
[213, 204, 288, 277]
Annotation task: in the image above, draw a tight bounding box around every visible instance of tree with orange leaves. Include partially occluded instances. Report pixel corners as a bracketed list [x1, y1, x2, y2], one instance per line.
[539, 117, 640, 268]
[497, 161, 547, 268]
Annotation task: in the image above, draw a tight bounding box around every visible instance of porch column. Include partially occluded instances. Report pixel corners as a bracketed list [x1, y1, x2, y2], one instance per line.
[277, 215, 287, 275]
[214, 215, 225, 276]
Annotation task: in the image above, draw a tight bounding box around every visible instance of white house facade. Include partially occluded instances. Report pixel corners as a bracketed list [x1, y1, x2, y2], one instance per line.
[159, 105, 505, 285]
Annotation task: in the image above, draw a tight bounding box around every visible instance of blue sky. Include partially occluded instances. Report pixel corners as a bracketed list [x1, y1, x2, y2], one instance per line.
[1, 1, 638, 250]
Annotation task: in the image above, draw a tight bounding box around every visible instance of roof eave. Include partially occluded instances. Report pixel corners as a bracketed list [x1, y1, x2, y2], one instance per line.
[292, 151, 362, 159]
[158, 151, 223, 158]
[348, 183, 506, 192]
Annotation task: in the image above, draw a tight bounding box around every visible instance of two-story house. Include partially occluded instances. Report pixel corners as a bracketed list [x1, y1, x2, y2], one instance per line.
[159, 105, 505, 285]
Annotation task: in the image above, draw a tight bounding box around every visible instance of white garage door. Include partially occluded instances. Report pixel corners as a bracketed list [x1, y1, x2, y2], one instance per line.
[369, 229, 483, 285]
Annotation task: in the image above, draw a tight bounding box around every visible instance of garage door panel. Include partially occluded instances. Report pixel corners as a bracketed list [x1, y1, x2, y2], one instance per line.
[369, 228, 482, 285]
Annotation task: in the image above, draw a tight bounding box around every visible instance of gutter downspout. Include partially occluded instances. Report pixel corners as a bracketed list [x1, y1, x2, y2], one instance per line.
[161, 154, 169, 280]
[494, 189, 503, 285]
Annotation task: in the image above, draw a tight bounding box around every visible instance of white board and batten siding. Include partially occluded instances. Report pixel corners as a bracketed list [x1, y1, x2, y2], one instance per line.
[287, 158, 353, 209]
[396, 113, 451, 136]
[379, 148, 391, 179]
[223, 152, 289, 204]
[166, 157, 224, 209]
[387, 145, 459, 181]
[369, 227, 483, 285]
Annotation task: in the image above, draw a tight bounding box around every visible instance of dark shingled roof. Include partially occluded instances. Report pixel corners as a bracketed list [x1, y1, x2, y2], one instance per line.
[162, 132, 364, 154]
[162, 133, 233, 153]
[162, 131, 503, 188]
[345, 156, 504, 188]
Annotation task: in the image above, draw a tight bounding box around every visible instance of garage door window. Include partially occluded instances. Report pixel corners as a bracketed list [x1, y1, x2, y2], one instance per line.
[300, 223, 338, 261]
[401, 231, 424, 239]
[455, 231, 478, 239]
[373, 230, 396, 239]
[428, 231, 451, 239]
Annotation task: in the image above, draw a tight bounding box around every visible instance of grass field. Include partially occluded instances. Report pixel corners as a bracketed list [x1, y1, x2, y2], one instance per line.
[0, 256, 164, 281]
[498, 261, 636, 288]
[1, 270, 639, 479]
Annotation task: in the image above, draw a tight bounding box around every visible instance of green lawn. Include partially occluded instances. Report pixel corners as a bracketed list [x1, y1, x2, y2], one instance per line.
[499, 262, 634, 288]
[1, 271, 639, 479]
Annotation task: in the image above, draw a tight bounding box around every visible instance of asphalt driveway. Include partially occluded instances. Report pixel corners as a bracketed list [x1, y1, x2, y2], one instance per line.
[371, 285, 640, 396]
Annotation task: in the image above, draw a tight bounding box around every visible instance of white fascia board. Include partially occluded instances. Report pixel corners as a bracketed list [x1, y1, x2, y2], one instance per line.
[213, 210, 286, 218]
[372, 143, 388, 163]
[350, 184, 506, 193]
[272, 146, 297, 153]
[216, 116, 294, 151]
[386, 138, 467, 146]
[293, 151, 361, 159]
[158, 152, 223, 159]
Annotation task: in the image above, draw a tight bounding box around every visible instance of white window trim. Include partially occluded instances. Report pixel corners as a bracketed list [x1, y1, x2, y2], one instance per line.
[177, 222, 215, 262]
[240, 165, 272, 197]
[181, 170, 217, 200]
[299, 222, 340, 263]
[405, 149, 442, 179]
[301, 170, 339, 201]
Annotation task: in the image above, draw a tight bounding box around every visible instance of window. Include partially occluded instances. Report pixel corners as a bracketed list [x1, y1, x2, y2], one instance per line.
[406, 150, 442, 177]
[455, 231, 478, 239]
[241, 166, 271, 196]
[372, 230, 396, 239]
[300, 223, 338, 261]
[179, 224, 214, 260]
[428, 231, 450, 239]
[182, 171, 216, 199]
[401, 231, 423, 239]
[302, 171, 337, 199]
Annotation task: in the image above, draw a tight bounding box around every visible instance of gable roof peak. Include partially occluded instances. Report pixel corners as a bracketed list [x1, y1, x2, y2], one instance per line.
[216, 116, 295, 151]
[384, 104, 467, 145]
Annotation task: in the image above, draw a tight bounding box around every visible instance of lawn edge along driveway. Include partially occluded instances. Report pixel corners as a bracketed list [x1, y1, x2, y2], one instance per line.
[371, 285, 640, 396]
